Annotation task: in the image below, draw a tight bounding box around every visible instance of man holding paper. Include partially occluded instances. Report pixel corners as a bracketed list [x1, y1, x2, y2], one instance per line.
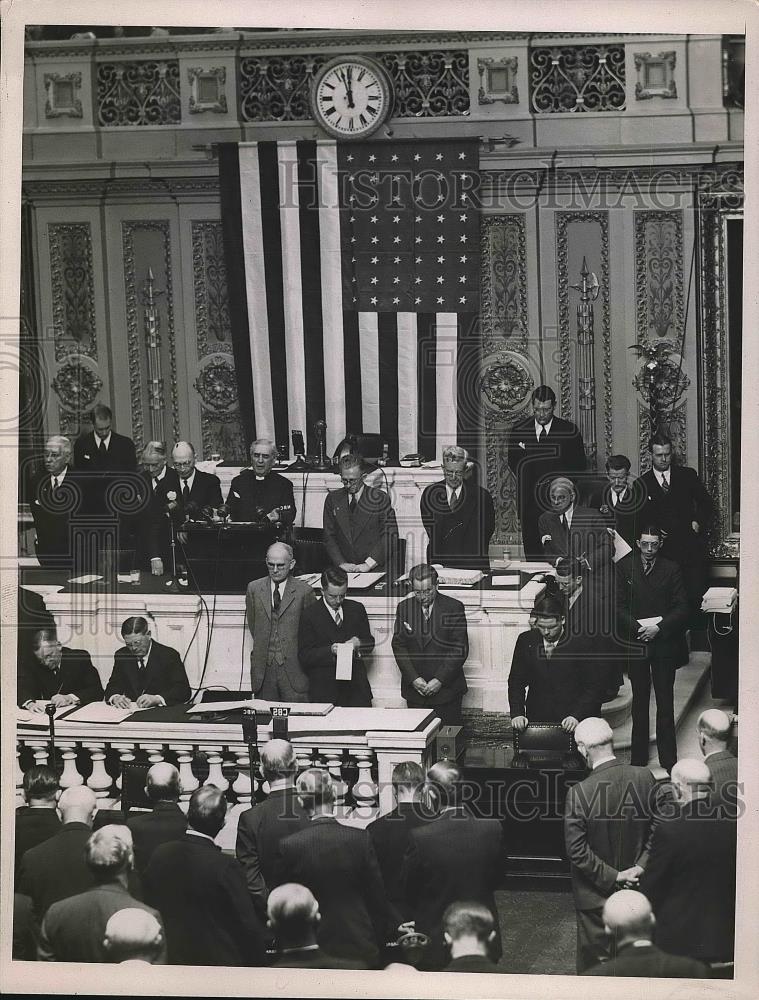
[18, 628, 103, 710]
[298, 566, 375, 707]
[104, 616, 190, 709]
[616, 525, 690, 772]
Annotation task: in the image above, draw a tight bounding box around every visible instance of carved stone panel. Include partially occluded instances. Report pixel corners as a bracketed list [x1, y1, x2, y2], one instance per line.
[97, 61, 181, 126]
[192, 221, 232, 357]
[481, 214, 528, 353]
[195, 355, 247, 463]
[635, 211, 684, 344]
[48, 223, 98, 362]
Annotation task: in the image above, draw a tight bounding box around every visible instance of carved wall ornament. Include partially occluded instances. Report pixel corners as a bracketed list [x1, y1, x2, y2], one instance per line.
[530, 44, 626, 113]
[635, 211, 684, 346]
[43, 72, 83, 118]
[481, 214, 528, 352]
[479, 353, 535, 414]
[192, 221, 232, 356]
[97, 60, 181, 126]
[48, 223, 98, 362]
[630, 338, 690, 410]
[194, 356, 239, 416]
[239, 54, 327, 122]
[187, 66, 228, 114]
[634, 50, 677, 100]
[477, 56, 519, 105]
[51, 357, 103, 413]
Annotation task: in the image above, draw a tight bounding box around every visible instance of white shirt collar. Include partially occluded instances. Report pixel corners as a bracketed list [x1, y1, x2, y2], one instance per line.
[152, 466, 167, 484]
[186, 829, 217, 844]
[704, 748, 728, 760]
[657, 469, 670, 485]
[180, 470, 196, 492]
[324, 602, 343, 624]
[51, 467, 68, 485]
[96, 432, 112, 450]
[267, 778, 293, 794]
[568, 585, 582, 609]
[561, 504, 574, 528]
[445, 483, 462, 503]
[592, 754, 617, 769]
[611, 485, 627, 504]
[136, 640, 153, 666]
[271, 578, 287, 598]
[536, 418, 553, 438]
[348, 485, 364, 503]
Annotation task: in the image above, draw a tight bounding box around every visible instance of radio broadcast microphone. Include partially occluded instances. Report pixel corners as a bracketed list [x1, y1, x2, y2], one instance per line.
[313, 419, 331, 472]
[288, 429, 308, 472]
[45, 702, 58, 772]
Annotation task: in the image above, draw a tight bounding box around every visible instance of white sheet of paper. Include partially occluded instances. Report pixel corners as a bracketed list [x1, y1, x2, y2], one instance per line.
[62, 701, 136, 723]
[347, 572, 384, 588]
[335, 642, 354, 681]
[67, 574, 102, 585]
[17, 702, 71, 722]
[20, 583, 64, 596]
[612, 531, 633, 562]
[637, 616, 663, 627]
[491, 575, 521, 586]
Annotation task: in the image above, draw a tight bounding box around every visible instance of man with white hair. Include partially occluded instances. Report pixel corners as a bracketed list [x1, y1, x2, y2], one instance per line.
[538, 476, 612, 572]
[38, 825, 165, 963]
[226, 438, 295, 526]
[586, 890, 708, 977]
[697, 708, 738, 810]
[29, 435, 87, 567]
[135, 440, 181, 575]
[640, 758, 737, 974]
[420, 445, 495, 571]
[564, 717, 657, 973]
[103, 907, 164, 964]
[268, 883, 367, 969]
[246, 541, 316, 700]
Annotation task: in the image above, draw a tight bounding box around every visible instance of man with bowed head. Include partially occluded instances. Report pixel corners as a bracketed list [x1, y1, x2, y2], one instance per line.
[323, 453, 399, 572]
[18, 627, 103, 711]
[268, 883, 367, 969]
[226, 438, 296, 526]
[104, 616, 190, 709]
[171, 440, 223, 517]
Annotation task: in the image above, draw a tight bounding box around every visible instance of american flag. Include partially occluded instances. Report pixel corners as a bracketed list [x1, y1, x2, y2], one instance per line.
[220, 139, 480, 461]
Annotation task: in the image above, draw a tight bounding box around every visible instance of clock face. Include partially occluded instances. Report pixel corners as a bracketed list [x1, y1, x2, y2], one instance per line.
[312, 58, 391, 139]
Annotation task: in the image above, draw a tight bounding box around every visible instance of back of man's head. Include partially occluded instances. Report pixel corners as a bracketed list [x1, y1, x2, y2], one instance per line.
[602, 890, 654, 943]
[145, 762, 181, 804]
[86, 825, 134, 883]
[260, 739, 297, 783]
[425, 760, 463, 809]
[267, 883, 320, 947]
[574, 718, 614, 757]
[103, 908, 163, 963]
[443, 901, 495, 956]
[58, 785, 97, 826]
[392, 761, 424, 800]
[23, 764, 59, 805]
[187, 785, 227, 838]
[296, 768, 335, 813]
[697, 709, 732, 746]
[671, 759, 712, 800]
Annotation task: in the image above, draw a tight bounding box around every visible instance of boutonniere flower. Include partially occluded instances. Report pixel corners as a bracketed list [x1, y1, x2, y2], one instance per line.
[403, 621, 413, 632]
[166, 491, 177, 501]
[84, 453, 91, 460]
[600, 504, 610, 514]
[519, 441, 526, 450]
[233, 491, 240, 498]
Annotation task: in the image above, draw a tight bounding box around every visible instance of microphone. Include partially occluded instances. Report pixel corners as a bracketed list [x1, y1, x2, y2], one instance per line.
[288, 429, 308, 472]
[45, 702, 58, 772]
[313, 419, 331, 472]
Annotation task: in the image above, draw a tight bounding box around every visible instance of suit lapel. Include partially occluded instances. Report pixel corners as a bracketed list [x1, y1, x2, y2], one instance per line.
[333, 488, 353, 541]
[278, 578, 296, 616]
[257, 579, 272, 620]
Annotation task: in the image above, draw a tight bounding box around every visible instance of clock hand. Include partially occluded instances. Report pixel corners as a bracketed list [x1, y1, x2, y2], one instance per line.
[345, 66, 355, 108]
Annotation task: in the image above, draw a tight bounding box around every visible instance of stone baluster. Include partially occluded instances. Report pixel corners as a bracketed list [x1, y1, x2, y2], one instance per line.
[294, 747, 312, 775]
[114, 745, 136, 794]
[15, 746, 25, 806]
[58, 742, 84, 789]
[231, 748, 253, 808]
[27, 740, 50, 769]
[174, 747, 200, 807]
[142, 743, 165, 766]
[350, 750, 379, 821]
[82, 743, 113, 800]
[200, 746, 229, 792]
[321, 747, 348, 813]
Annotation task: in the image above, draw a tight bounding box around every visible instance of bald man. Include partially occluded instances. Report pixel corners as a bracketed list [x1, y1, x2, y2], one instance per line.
[126, 763, 187, 874]
[586, 891, 709, 977]
[246, 542, 316, 701]
[697, 709, 738, 813]
[103, 908, 164, 964]
[640, 759, 737, 972]
[171, 441, 223, 516]
[17, 786, 98, 921]
[268, 883, 367, 969]
[537, 476, 612, 572]
[564, 717, 657, 973]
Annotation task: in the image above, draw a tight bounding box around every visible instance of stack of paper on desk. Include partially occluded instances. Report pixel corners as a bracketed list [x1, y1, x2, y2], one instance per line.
[395, 565, 484, 587]
[62, 702, 137, 723]
[297, 572, 385, 589]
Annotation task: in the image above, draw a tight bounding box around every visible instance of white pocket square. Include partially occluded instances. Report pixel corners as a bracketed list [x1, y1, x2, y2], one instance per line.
[34, 499, 40, 505]
[519, 441, 526, 450]
[84, 454, 91, 460]
[233, 491, 240, 498]
[403, 621, 413, 632]
[541, 534, 552, 544]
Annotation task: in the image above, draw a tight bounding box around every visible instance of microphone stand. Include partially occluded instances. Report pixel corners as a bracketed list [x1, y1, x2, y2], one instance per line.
[167, 509, 179, 585]
[45, 702, 59, 774]
[313, 419, 332, 472]
[242, 708, 260, 802]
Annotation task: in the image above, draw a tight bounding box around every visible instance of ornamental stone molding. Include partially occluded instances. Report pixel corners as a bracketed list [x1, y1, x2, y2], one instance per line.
[48, 222, 98, 362]
[479, 352, 534, 414]
[634, 50, 677, 100]
[194, 356, 239, 417]
[43, 71, 83, 118]
[187, 66, 228, 114]
[51, 356, 103, 418]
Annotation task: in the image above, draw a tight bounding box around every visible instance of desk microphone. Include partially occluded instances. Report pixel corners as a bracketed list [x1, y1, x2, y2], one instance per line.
[45, 702, 59, 773]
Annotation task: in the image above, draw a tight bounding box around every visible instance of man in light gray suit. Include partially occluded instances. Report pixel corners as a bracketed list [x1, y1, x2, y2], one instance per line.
[246, 542, 316, 701]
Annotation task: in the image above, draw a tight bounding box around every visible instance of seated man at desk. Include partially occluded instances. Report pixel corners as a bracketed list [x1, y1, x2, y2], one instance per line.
[18, 628, 103, 711]
[105, 616, 190, 709]
[298, 566, 376, 707]
[172, 441, 223, 517]
[226, 439, 295, 528]
[508, 595, 603, 733]
[324, 454, 399, 573]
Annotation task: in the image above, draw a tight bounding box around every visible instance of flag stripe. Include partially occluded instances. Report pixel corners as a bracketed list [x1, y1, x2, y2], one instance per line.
[256, 142, 288, 444]
[457, 312, 479, 458]
[297, 140, 326, 453]
[396, 312, 418, 459]
[358, 312, 380, 434]
[417, 313, 437, 458]
[239, 144, 275, 441]
[342, 310, 362, 433]
[378, 312, 399, 457]
[317, 142, 346, 452]
[435, 312, 458, 459]
[278, 142, 308, 444]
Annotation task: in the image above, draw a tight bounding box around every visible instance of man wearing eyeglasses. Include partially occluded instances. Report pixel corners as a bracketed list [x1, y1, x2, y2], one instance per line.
[226, 439, 296, 528]
[323, 455, 399, 573]
[246, 542, 316, 702]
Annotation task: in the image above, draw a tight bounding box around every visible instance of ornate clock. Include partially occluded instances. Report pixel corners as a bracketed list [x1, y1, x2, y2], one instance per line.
[311, 55, 392, 139]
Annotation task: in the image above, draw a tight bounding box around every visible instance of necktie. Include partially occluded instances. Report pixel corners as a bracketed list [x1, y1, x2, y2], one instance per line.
[660, 476, 669, 493]
[449, 489, 458, 511]
[99, 439, 106, 457]
[545, 642, 555, 659]
[335, 608, 343, 628]
[349, 494, 356, 513]
[560, 513, 568, 531]
[182, 481, 190, 503]
[52, 477, 59, 493]
[422, 608, 431, 635]
[152, 477, 159, 492]
[644, 560, 653, 576]
[138, 657, 145, 673]
[273, 585, 281, 612]
[538, 426, 546, 442]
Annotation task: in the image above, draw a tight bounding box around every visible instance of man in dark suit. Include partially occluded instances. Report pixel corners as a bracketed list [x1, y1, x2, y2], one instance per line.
[298, 565, 375, 707]
[133, 440, 182, 576]
[586, 890, 709, 978]
[267, 883, 367, 969]
[403, 761, 504, 971]
[247, 542, 316, 701]
[29, 435, 89, 568]
[226, 438, 296, 527]
[17, 785, 98, 923]
[640, 758, 737, 973]
[443, 901, 507, 973]
[616, 524, 690, 771]
[697, 709, 739, 815]
[104, 616, 190, 708]
[73, 403, 138, 475]
[126, 763, 187, 875]
[235, 739, 310, 916]
[323, 454, 399, 572]
[18, 628, 103, 710]
[15, 765, 61, 875]
[508, 595, 605, 733]
[144, 786, 267, 966]
[507, 384, 586, 559]
[367, 762, 432, 925]
[420, 445, 495, 571]
[102, 907, 165, 964]
[641, 433, 715, 615]
[37, 824, 166, 964]
[588, 453, 647, 550]
[171, 440, 223, 517]
[564, 717, 658, 972]
[276, 769, 392, 968]
[391, 563, 469, 726]
[538, 476, 612, 571]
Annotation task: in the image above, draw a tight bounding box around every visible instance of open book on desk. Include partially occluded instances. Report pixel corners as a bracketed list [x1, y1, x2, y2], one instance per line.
[61, 702, 138, 724]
